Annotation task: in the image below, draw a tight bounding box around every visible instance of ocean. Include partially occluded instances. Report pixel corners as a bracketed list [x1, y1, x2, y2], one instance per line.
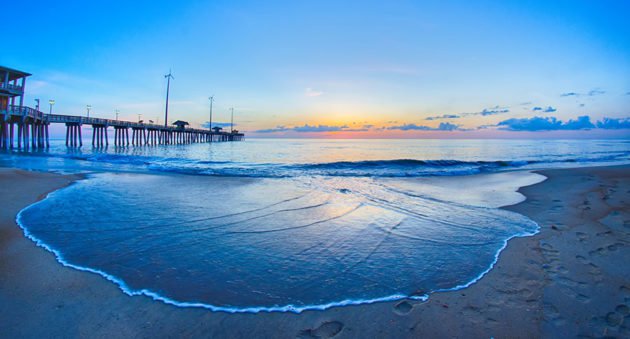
[4, 138, 630, 313]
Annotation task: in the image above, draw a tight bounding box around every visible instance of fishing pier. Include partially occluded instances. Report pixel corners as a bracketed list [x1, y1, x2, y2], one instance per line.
[0, 66, 244, 149]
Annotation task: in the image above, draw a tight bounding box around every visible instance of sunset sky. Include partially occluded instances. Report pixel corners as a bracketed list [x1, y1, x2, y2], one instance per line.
[3, 0, 630, 138]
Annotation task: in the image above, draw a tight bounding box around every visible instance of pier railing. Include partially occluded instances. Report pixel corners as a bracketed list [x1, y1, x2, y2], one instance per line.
[0, 105, 244, 149]
[5, 105, 44, 120]
[45, 114, 216, 133]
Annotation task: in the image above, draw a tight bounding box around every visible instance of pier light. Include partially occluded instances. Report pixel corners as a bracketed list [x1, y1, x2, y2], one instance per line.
[86, 105, 92, 118]
[48, 99, 55, 114]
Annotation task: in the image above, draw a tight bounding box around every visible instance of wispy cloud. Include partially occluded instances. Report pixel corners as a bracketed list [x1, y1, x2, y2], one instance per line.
[477, 106, 510, 116]
[255, 124, 350, 133]
[305, 88, 324, 97]
[202, 122, 235, 128]
[560, 88, 606, 97]
[588, 89, 606, 96]
[532, 106, 557, 113]
[425, 114, 461, 120]
[254, 126, 290, 133]
[459, 105, 510, 117]
[387, 122, 460, 131]
[294, 124, 346, 132]
[425, 106, 509, 121]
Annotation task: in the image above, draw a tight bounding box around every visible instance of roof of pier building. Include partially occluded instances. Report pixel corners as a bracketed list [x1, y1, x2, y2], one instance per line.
[0, 66, 31, 81]
[172, 120, 189, 129]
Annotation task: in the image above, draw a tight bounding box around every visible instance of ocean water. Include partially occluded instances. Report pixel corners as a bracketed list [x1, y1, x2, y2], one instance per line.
[6, 138, 630, 312]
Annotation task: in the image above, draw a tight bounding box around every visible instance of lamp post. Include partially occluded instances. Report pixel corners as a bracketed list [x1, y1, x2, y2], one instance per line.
[34, 99, 40, 111]
[208, 96, 214, 131]
[230, 107, 234, 133]
[48, 99, 55, 114]
[86, 105, 92, 118]
[138, 114, 142, 123]
[164, 70, 174, 127]
[115, 109, 120, 121]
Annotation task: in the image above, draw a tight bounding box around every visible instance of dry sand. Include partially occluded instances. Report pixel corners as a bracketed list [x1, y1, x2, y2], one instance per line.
[0, 166, 628, 338]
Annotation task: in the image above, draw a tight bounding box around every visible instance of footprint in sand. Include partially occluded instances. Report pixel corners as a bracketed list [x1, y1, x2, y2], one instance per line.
[608, 243, 623, 252]
[575, 232, 588, 242]
[298, 321, 344, 338]
[606, 312, 623, 327]
[616, 304, 629, 315]
[393, 301, 413, 315]
[543, 302, 566, 326]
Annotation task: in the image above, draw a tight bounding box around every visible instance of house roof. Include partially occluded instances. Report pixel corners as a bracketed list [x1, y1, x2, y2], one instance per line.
[172, 120, 189, 126]
[0, 66, 31, 81]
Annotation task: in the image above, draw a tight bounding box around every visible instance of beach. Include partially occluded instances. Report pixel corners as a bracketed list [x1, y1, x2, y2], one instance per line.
[1, 165, 629, 338]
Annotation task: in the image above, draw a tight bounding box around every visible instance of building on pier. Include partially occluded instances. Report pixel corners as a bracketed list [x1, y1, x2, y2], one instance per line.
[0, 66, 30, 111]
[0, 66, 49, 149]
[172, 120, 189, 129]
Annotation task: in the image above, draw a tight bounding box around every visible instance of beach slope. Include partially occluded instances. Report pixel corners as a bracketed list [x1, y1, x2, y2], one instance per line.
[0, 166, 628, 338]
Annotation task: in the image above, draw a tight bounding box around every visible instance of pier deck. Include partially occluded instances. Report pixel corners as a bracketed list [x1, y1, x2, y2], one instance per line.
[0, 105, 244, 149]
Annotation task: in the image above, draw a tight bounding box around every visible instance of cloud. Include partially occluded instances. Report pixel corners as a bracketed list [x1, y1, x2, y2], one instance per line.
[388, 122, 460, 131]
[588, 89, 605, 96]
[532, 106, 557, 113]
[497, 116, 595, 131]
[563, 116, 596, 130]
[254, 124, 351, 133]
[596, 118, 630, 129]
[362, 124, 374, 129]
[425, 114, 461, 120]
[480, 106, 510, 116]
[305, 88, 323, 97]
[293, 124, 347, 132]
[459, 105, 510, 117]
[436, 122, 460, 131]
[254, 126, 290, 133]
[202, 121, 235, 128]
[560, 89, 605, 97]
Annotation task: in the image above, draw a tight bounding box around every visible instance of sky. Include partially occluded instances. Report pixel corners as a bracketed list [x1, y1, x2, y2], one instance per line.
[3, 0, 630, 138]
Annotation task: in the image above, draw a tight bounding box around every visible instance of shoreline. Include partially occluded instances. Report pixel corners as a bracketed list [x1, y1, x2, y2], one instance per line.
[1, 165, 629, 337]
[11, 169, 536, 315]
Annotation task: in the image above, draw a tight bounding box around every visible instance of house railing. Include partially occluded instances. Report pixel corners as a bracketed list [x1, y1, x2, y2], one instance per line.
[0, 82, 23, 93]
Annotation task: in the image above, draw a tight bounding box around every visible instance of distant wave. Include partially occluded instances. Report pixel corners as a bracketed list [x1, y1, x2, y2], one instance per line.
[142, 155, 630, 178]
[5, 148, 630, 178]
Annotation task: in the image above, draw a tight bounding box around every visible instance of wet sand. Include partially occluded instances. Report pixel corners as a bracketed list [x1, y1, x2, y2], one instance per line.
[0, 166, 628, 338]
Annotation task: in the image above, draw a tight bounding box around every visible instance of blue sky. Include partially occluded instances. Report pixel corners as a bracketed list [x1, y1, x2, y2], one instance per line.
[3, 0, 630, 138]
